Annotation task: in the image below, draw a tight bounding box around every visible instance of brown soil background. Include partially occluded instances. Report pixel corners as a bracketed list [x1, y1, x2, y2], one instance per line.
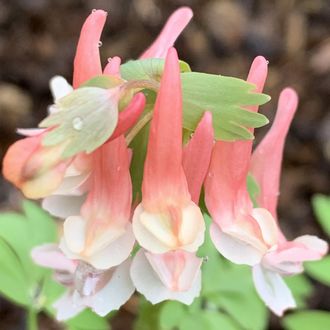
[0, 0, 329, 329]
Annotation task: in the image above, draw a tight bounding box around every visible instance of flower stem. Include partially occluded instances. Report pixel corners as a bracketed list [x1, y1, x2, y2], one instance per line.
[126, 110, 153, 145]
[27, 307, 38, 330]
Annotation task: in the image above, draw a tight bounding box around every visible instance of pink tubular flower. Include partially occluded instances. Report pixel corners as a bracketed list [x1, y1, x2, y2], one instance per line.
[131, 48, 214, 304]
[60, 136, 135, 270]
[31, 244, 134, 320]
[140, 7, 193, 59]
[2, 9, 145, 199]
[205, 57, 328, 315]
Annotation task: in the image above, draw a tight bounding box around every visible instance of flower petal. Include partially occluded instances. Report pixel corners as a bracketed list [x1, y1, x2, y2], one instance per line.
[31, 244, 76, 273]
[142, 48, 190, 211]
[251, 208, 278, 246]
[140, 7, 193, 59]
[50, 76, 73, 101]
[205, 56, 268, 229]
[130, 250, 201, 305]
[73, 10, 107, 88]
[110, 93, 146, 141]
[42, 194, 85, 219]
[182, 111, 214, 204]
[210, 223, 264, 266]
[103, 56, 121, 77]
[294, 235, 328, 256]
[63, 215, 86, 254]
[53, 291, 85, 321]
[250, 88, 298, 219]
[86, 224, 135, 269]
[252, 264, 296, 316]
[145, 250, 202, 291]
[86, 259, 135, 316]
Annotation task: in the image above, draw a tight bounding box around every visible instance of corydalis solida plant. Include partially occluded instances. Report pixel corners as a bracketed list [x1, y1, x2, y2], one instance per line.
[2, 6, 328, 321]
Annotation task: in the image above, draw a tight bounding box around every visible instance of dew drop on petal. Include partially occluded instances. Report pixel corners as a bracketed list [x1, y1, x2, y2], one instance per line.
[107, 57, 112, 63]
[98, 41, 103, 47]
[266, 60, 270, 64]
[72, 117, 84, 131]
[92, 9, 97, 13]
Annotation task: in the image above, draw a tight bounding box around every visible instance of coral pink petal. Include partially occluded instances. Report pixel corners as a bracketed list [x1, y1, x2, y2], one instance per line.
[73, 9, 107, 88]
[140, 7, 193, 59]
[110, 93, 146, 140]
[142, 48, 189, 210]
[103, 56, 121, 77]
[204, 57, 268, 227]
[82, 136, 132, 229]
[2, 135, 41, 189]
[183, 112, 214, 204]
[250, 88, 298, 219]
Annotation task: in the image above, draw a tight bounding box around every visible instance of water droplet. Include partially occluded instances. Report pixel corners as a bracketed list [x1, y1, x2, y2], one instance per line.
[72, 117, 83, 131]
[92, 9, 97, 13]
[266, 60, 270, 64]
[107, 57, 112, 63]
[203, 256, 209, 263]
[98, 41, 103, 47]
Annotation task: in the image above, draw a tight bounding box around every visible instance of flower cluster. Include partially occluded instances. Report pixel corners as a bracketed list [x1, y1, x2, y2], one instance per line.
[2, 7, 328, 320]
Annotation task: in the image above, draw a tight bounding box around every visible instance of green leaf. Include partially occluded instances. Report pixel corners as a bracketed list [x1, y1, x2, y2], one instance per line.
[282, 310, 330, 330]
[40, 87, 119, 158]
[208, 290, 268, 330]
[312, 194, 330, 237]
[305, 256, 330, 286]
[160, 301, 186, 329]
[121, 59, 191, 81]
[134, 298, 162, 330]
[285, 275, 313, 308]
[130, 123, 150, 202]
[247, 174, 260, 207]
[179, 313, 210, 330]
[0, 238, 30, 306]
[203, 311, 240, 330]
[181, 72, 270, 141]
[81, 75, 123, 89]
[22, 200, 57, 246]
[66, 309, 109, 330]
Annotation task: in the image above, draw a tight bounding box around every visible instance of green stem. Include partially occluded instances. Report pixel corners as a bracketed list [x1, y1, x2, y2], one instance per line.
[126, 111, 153, 145]
[27, 307, 38, 330]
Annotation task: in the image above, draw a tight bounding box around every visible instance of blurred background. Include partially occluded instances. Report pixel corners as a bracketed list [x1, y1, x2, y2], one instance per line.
[0, 0, 329, 329]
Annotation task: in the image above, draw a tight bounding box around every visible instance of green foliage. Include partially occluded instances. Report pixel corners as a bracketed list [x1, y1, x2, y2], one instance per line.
[247, 174, 260, 207]
[312, 194, 330, 237]
[285, 275, 313, 308]
[305, 257, 330, 286]
[121, 58, 191, 81]
[66, 309, 109, 330]
[282, 310, 330, 330]
[181, 72, 269, 141]
[135, 298, 162, 330]
[0, 201, 109, 329]
[121, 58, 270, 142]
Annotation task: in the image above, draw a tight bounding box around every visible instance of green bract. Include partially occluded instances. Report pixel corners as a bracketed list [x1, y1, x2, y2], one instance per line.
[121, 58, 270, 141]
[40, 87, 119, 158]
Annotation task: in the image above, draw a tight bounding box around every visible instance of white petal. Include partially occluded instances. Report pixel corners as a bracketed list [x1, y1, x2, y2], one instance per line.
[16, 128, 45, 136]
[130, 250, 201, 305]
[294, 235, 328, 256]
[63, 216, 86, 254]
[133, 204, 172, 253]
[50, 76, 73, 101]
[87, 224, 136, 269]
[53, 291, 85, 321]
[210, 223, 264, 266]
[53, 172, 89, 196]
[42, 195, 85, 219]
[31, 244, 76, 273]
[251, 208, 279, 246]
[87, 259, 135, 316]
[252, 264, 296, 316]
